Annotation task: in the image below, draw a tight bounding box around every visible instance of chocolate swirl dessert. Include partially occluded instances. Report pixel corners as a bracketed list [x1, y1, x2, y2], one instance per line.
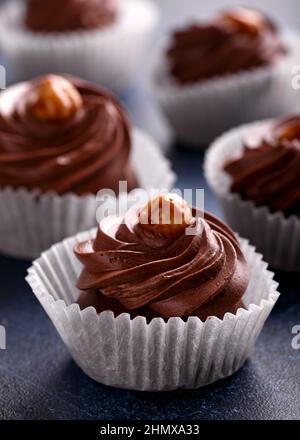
[167, 8, 286, 84]
[75, 194, 249, 321]
[25, 0, 118, 32]
[0, 74, 138, 195]
[224, 116, 300, 217]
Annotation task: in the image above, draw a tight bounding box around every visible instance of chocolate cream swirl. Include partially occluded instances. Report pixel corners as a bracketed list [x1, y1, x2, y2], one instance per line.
[25, 0, 118, 32]
[0, 75, 137, 195]
[75, 207, 249, 320]
[167, 8, 286, 84]
[225, 116, 300, 217]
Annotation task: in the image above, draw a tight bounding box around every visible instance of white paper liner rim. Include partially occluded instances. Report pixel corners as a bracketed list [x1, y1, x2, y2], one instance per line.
[0, 128, 176, 260]
[204, 119, 300, 271]
[26, 229, 280, 391]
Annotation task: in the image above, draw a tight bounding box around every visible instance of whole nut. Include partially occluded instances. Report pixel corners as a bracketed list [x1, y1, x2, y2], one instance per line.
[275, 120, 300, 142]
[30, 74, 83, 121]
[222, 8, 264, 36]
[138, 193, 193, 238]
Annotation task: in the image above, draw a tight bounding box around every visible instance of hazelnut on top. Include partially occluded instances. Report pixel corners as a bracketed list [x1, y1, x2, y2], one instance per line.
[221, 8, 268, 36]
[29, 75, 83, 121]
[0, 73, 138, 194]
[138, 193, 194, 239]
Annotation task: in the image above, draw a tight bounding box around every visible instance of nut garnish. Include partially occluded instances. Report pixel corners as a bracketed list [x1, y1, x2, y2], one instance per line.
[30, 74, 83, 121]
[276, 121, 300, 142]
[222, 9, 264, 36]
[138, 193, 193, 238]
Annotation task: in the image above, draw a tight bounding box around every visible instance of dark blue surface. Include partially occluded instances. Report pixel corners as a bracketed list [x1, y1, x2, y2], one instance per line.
[0, 149, 299, 420]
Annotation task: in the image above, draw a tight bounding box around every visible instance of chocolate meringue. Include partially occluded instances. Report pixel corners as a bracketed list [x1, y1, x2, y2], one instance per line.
[167, 8, 286, 84]
[25, 0, 118, 32]
[225, 116, 300, 217]
[75, 195, 249, 320]
[0, 74, 138, 195]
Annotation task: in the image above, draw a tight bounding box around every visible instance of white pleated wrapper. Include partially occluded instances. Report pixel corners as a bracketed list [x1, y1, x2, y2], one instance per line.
[0, 129, 176, 260]
[0, 0, 159, 93]
[204, 120, 300, 271]
[26, 228, 279, 391]
[152, 31, 300, 147]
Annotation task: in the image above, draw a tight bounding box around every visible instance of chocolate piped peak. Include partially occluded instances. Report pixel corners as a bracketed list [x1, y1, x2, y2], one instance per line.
[0, 74, 138, 195]
[224, 116, 300, 217]
[75, 194, 249, 320]
[167, 7, 286, 84]
[25, 0, 119, 33]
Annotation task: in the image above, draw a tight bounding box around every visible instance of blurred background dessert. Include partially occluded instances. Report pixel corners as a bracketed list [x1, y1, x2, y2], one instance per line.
[0, 73, 175, 259]
[0, 73, 138, 194]
[152, 7, 298, 147]
[167, 8, 286, 84]
[205, 115, 300, 271]
[0, 0, 159, 95]
[25, 0, 118, 32]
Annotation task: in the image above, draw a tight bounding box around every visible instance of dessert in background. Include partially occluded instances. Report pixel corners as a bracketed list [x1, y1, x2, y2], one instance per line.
[0, 73, 173, 260]
[25, 0, 118, 32]
[75, 193, 249, 321]
[225, 116, 300, 217]
[0, 0, 159, 92]
[0, 74, 138, 195]
[205, 115, 300, 271]
[167, 8, 286, 84]
[153, 7, 297, 146]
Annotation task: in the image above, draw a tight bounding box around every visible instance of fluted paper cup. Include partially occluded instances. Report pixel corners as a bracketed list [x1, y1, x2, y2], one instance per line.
[204, 120, 300, 271]
[152, 31, 300, 148]
[0, 0, 159, 93]
[26, 229, 279, 391]
[0, 129, 176, 260]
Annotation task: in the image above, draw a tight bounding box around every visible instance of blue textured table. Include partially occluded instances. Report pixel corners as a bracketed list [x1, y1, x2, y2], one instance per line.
[0, 146, 299, 420]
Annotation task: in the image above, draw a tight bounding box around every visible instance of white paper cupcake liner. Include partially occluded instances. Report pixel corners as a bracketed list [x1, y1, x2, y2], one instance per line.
[0, 0, 159, 93]
[26, 230, 279, 391]
[152, 31, 300, 147]
[0, 128, 176, 260]
[204, 120, 300, 271]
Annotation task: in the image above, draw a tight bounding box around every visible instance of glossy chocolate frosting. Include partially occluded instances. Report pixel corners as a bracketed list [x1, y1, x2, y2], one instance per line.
[75, 204, 249, 321]
[225, 116, 300, 216]
[225, 116, 300, 217]
[25, 0, 118, 32]
[0, 74, 138, 195]
[167, 8, 286, 84]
